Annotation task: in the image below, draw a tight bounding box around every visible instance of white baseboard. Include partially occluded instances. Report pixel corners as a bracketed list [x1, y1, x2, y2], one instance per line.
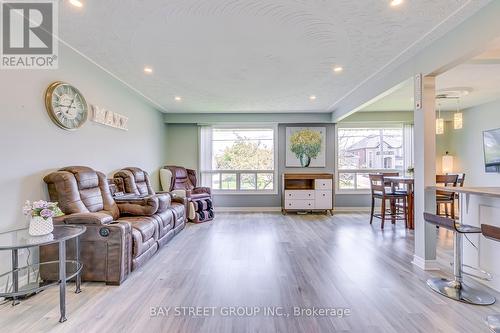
[333, 207, 371, 212]
[215, 207, 282, 212]
[412, 255, 440, 271]
[215, 207, 371, 213]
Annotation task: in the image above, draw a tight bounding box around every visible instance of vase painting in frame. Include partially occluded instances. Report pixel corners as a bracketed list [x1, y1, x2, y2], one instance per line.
[286, 127, 326, 167]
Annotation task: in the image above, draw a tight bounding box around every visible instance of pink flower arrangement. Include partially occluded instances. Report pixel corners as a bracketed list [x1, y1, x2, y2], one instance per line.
[23, 200, 63, 220]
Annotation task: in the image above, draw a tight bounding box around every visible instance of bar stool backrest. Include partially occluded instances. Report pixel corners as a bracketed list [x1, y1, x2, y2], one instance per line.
[446, 173, 466, 187]
[369, 174, 386, 195]
[381, 172, 399, 186]
[436, 174, 459, 200]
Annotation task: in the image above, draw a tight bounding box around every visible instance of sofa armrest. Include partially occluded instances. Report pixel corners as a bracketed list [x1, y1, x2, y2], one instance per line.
[57, 212, 114, 225]
[193, 187, 211, 195]
[172, 196, 187, 205]
[155, 193, 171, 213]
[116, 195, 159, 216]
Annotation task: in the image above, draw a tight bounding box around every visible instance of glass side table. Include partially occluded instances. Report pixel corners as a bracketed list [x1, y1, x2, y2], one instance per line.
[0, 225, 86, 323]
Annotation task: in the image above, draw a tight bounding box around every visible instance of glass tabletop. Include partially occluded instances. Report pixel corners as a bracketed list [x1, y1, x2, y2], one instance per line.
[0, 225, 86, 250]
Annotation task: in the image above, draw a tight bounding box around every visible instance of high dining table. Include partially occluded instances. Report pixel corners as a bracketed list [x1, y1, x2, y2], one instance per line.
[385, 176, 414, 229]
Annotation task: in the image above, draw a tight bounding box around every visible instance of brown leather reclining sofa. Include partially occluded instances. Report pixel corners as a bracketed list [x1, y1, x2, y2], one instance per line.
[160, 166, 214, 223]
[41, 166, 186, 285]
[113, 167, 187, 226]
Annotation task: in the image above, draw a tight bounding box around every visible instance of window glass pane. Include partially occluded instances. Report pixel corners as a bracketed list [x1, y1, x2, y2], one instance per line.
[382, 129, 404, 170]
[221, 173, 237, 190]
[212, 128, 274, 171]
[240, 173, 256, 190]
[257, 173, 274, 190]
[211, 173, 220, 190]
[339, 173, 355, 189]
[338, 127, 403, 170]
[356, 173, 371, 189]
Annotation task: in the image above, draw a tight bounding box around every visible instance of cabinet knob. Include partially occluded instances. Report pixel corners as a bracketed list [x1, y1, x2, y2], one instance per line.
[323, 194, 325, 196]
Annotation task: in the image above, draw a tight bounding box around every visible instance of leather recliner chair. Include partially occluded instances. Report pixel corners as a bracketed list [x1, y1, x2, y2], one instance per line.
[41, 166, 181, 285]
[160, 166, 214, 223]
[113, 167, 187, 232]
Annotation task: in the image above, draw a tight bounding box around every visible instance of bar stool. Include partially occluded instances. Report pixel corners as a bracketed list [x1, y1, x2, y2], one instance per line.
[436, 174, 459, 218]
[369, 174, 408, 229]
[481, 224, 500, 332]
[423, 213, 495, 305]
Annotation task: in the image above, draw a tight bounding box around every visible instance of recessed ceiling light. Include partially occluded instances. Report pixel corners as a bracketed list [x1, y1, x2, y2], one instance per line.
[390, 0, 403, 7]
[175, 96, 182, 101]
[143, 66, 153, 74]
[309, 95, 317, 101]
[69, 0, 83, 8]
[333, 66, 343, 73]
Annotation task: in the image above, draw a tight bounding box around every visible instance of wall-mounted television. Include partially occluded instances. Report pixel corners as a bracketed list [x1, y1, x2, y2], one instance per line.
[483, 128, 500, 173]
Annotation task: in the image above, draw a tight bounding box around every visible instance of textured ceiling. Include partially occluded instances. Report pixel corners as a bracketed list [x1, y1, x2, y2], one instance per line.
[59, 0, 491, 113]
[361, 37, 500, 112]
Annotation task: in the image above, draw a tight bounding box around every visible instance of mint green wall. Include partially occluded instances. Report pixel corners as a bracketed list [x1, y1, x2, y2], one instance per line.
[165, 124, 199, 170]
[444, 99, 500, 186]
[164, 112, 332, 124]
[342, 111, 413, 123]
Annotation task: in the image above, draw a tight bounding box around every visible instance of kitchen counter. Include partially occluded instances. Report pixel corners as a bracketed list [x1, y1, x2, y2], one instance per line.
[430, 186, 500, 198]
[428, 185, 500, 292]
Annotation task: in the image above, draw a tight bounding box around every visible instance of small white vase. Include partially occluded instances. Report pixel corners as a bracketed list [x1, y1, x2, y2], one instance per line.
[28, 216, 54, 236]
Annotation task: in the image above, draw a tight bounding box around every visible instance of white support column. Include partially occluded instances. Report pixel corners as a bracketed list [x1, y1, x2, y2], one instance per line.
[412, 75, 439, 270]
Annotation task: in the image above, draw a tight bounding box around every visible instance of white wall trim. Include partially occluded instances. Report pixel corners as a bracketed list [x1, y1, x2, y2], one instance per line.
[215, 206, 371, 213]
[215, 207, 282, 212]
[333, 206, 371, 212]
[412, 254, 440, 271]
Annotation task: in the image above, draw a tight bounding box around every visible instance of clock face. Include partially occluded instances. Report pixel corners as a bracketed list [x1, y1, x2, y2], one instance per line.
[45, 82, 88, 130]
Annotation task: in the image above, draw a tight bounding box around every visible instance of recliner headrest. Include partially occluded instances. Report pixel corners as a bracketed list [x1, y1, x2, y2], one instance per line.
[60, 166, 99, 190]
[125, 167, 146, 182]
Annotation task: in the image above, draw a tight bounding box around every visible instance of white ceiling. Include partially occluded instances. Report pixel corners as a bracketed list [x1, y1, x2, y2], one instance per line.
[360, 37, 500, 112]
[59, 0, 491, 113]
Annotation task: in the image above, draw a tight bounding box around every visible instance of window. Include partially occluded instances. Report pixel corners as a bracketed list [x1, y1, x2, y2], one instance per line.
[199, 125, 277, 193]
[336, 125, 413, 191]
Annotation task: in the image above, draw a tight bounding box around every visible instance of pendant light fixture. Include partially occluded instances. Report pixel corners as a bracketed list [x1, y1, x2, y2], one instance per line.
[454, 98, 463, 130]
[436, 102, 444, 135]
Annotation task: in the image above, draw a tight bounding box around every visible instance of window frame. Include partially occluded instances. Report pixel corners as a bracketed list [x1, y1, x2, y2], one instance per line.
[335, 122, 411, 194]
[199, 124, 279, 195]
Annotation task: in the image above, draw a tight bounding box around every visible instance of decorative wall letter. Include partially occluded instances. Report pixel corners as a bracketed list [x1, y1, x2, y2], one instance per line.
[91, 105, 129, 131]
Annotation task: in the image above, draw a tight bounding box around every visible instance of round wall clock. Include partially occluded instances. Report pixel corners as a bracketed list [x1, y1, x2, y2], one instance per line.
[44, 81, 88, 130]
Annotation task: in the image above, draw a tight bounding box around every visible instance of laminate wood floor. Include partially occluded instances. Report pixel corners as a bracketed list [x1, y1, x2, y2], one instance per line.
[1, 212, 499, 333]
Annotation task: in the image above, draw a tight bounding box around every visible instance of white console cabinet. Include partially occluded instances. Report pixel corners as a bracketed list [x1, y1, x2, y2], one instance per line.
[282, 173, 334, 215]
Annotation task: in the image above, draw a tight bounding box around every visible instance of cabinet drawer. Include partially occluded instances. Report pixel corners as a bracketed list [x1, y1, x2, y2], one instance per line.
[284, 190, 315, 200]
[315, 179, 332, 190]
[315, 190, 332, 209]
[285, 199, 315, 210]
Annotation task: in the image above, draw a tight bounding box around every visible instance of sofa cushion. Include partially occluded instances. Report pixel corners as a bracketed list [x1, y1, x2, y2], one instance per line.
[152, 210, 174, 238]
[169, 202, 186, 227]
